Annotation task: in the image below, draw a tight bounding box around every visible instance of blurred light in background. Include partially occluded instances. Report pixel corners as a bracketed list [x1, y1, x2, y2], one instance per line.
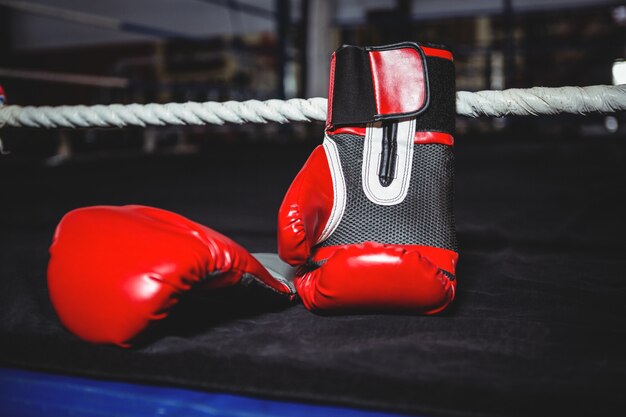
[612, 60, 626, 85]
[612, 5, 626, 25]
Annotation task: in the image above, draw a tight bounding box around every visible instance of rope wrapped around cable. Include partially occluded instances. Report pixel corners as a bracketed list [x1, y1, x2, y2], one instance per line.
[1, 85, 625, 129]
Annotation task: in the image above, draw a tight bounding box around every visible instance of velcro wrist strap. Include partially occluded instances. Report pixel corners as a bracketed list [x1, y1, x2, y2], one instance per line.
[326, 42, 455, 135]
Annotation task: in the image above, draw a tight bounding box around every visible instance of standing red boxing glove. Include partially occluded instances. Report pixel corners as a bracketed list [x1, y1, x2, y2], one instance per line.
[48, 205, 295, 347]
[278, 42, 457, 313]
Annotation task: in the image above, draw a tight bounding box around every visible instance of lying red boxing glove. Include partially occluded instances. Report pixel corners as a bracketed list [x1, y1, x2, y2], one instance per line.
[278, 42, 458, 313]
[48, 205, 295, 347]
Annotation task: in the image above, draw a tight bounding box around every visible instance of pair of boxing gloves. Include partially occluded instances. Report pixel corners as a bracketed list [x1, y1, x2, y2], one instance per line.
[48, 42, 459, 347]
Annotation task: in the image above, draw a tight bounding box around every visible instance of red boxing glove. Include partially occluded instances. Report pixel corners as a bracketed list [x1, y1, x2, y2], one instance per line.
[278, 42, 458, 313]
[48, 205, 295, 347]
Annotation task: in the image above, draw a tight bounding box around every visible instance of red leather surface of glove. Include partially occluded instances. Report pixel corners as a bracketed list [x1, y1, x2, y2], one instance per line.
[278, 42, 458, 313]
[48, 205, 295, 347]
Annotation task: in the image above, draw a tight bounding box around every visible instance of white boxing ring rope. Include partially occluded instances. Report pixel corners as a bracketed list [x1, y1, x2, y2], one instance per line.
[0, 85, 625, 129]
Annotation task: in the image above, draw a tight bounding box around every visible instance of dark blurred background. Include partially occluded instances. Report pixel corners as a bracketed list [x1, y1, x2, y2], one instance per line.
[0, 0, 625, 161]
